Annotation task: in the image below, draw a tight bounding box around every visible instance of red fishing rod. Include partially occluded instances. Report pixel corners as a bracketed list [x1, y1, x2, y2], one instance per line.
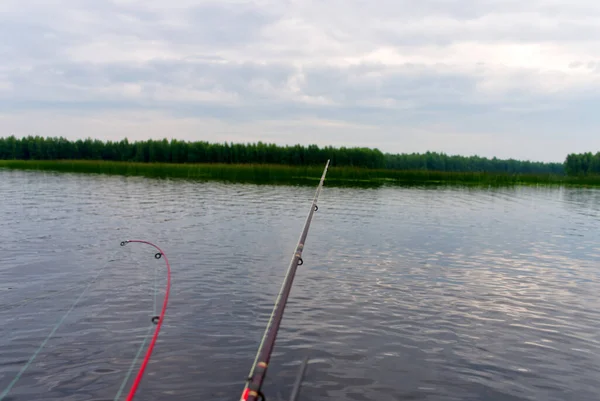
[119, 239, 172, 401]
[240, 160, 330, 401]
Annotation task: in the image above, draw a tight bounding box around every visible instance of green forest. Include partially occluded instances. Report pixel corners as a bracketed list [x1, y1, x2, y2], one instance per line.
[564, 152, 600, 176]
[0, 135, 568, 174]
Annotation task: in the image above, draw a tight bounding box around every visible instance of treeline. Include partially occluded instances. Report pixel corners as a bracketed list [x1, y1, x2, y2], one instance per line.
[0, 136, 384, 168]
[0, 135, 565, 174]
[564, 152, 600, 176]
[386, 152, 564, 174]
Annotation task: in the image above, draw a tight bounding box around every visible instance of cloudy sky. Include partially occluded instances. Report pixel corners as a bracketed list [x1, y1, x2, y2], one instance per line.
[1, 0, 599, 161]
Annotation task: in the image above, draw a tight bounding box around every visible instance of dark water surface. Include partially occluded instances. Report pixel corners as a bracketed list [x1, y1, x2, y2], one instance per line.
[1, 170, 599, 401]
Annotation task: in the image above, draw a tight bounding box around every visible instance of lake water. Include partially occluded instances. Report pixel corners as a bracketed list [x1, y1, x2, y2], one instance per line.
[1, 169, 599, 401]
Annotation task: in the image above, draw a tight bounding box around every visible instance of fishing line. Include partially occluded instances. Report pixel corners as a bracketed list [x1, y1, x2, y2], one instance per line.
[0, 247, 123, 401]
[118, 240, 172, 401]
[2, 281, 96, 313]
[113, 243, 160, 401]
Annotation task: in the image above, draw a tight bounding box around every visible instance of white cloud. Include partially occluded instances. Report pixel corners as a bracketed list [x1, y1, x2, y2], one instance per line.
[66, 38, 181, 64]
[0, 81, 12, 91]
[1, 0, 600, 159]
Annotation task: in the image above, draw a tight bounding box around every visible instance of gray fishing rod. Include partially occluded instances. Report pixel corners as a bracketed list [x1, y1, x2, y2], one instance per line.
[239, 160, 330, 401]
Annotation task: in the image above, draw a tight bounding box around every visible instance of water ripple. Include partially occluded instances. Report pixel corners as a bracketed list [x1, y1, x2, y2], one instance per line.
[1, 170, 600, 400]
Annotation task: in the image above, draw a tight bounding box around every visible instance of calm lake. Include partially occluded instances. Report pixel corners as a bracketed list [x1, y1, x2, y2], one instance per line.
[1, 169, 599, 401]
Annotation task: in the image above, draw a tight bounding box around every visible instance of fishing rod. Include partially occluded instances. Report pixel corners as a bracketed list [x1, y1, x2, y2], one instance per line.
[119, 240, 172, 401]
[240, 160, 330, 401]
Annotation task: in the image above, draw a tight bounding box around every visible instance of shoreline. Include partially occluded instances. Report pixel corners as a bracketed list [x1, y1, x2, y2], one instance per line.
[1, 160, 599, 188]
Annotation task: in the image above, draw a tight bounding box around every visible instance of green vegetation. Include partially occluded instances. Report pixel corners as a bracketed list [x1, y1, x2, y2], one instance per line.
[2, 135, 598, 186]
[565, 152, 600, 176]
[385, 153, 564, 174]
[2, 160, 599, 187]
[0, 135, 564, 174]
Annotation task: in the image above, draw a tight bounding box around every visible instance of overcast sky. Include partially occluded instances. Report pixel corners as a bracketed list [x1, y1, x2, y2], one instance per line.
[1, 0, 599, 161]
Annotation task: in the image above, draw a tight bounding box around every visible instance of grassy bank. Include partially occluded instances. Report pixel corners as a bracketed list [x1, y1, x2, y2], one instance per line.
[1, 159, 599, 187]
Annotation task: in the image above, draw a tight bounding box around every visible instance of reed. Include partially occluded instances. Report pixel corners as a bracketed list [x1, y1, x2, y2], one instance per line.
[1, 160, 599, 187]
